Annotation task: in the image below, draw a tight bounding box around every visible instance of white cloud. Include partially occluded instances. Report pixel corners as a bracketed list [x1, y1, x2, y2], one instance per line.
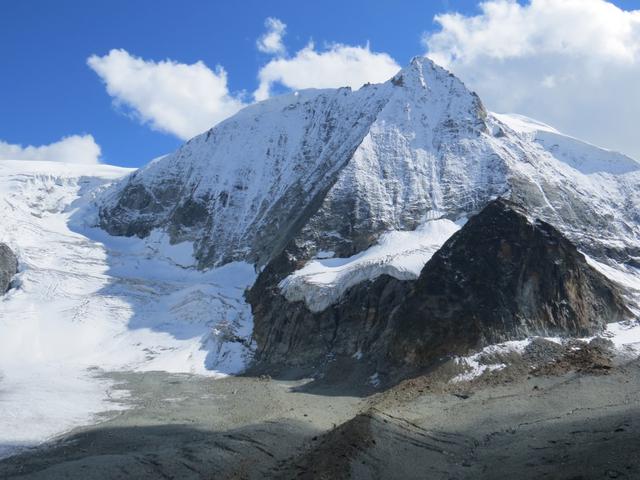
[257, 17, 287, 56]
[87, 49, 246, 140]
[0, 135, 101, 164]
[424, 0, 640, 159]
[255, 42, 400, 101]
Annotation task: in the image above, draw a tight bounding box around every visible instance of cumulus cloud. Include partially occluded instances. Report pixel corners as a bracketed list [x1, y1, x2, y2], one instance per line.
[257, 17, 287, 56]
[0, 135, 101, 164]
[255, 42, 400, 101]
[423, 0, 640, 159]
[88, 49, 246, 140]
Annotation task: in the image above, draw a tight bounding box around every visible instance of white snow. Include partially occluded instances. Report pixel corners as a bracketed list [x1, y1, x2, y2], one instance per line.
[452, 340, 529, 383]
[493, 112, 640, 175]
[491, 113, 560, 135]
[606, 321, 640, 356]
[279, 218, 461, 312]
[0, 160, 256, 458]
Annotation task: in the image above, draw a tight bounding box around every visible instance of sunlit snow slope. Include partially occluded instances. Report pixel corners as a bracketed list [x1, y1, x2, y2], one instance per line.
[0, 160, 255, 458]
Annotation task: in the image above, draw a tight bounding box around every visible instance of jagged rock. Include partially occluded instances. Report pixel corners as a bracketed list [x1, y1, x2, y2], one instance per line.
[0, 243, 17, 293]
[249, 200, 629, 377]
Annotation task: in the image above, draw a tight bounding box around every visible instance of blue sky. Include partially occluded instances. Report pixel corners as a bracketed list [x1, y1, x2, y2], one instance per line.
[1, 0, 639, 166]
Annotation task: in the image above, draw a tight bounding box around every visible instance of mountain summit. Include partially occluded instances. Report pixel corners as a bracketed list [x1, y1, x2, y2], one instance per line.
[97, 57, 497, 269]
[98, 57, 640, 276]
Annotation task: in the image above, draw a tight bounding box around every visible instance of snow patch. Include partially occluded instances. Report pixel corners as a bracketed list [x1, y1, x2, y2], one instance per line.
[451, 319, 640, 385]
[452, 340, 529, 383]
[279, 218, 461, 312]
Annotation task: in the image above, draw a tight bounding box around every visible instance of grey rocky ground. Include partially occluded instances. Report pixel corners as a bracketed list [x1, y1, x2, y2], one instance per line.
[1, 342, 638, 480]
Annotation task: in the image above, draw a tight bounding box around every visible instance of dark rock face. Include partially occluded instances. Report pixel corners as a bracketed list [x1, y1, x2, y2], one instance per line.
[0, 243, 17, 293]
[249, 199, 629, 378]
[386, 199, 629, 367]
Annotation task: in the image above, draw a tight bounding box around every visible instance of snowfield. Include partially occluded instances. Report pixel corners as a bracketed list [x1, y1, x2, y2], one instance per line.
[0, 160, 256, 459]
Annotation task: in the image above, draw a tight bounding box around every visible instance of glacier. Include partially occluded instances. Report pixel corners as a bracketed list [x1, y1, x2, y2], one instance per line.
[0, 161, 256, 458]
[279, 218, 462, 312]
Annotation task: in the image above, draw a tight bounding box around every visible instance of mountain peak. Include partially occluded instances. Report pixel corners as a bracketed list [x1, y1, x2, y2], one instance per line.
[391, 56, 468, 91]
[98, 54, 640, 279]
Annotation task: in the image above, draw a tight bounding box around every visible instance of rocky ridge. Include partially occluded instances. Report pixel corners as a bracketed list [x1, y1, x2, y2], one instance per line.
[249, 199, 629, 379]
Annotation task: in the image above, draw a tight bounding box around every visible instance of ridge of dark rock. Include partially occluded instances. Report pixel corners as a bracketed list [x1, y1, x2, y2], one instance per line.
[249, 199, 629, 382]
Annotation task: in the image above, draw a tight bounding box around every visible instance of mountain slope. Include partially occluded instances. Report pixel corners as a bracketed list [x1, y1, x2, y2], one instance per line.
[98, 86, 392, 268]
[98, 57, 640, 281]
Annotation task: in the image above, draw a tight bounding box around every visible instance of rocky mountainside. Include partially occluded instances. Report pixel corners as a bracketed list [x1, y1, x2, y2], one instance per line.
[95, 56, 640, 379]
[0, 243, 17, 293]
[249, 199, 629, 379]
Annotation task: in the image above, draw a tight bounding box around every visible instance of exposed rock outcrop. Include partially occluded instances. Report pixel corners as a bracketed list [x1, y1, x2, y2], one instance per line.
[249, 200, 629, 378]
[0, 243, 17, 293]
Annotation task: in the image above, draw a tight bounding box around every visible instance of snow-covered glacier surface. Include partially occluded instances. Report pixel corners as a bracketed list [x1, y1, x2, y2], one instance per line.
[280, 218, 462, 312]
[0, 161, 256, 458]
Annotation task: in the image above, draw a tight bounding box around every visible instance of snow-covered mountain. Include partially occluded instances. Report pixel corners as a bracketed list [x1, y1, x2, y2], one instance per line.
[2, 56, 640, 457]
[99, 57, 640, 283]
[96, 56, 640, 374]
